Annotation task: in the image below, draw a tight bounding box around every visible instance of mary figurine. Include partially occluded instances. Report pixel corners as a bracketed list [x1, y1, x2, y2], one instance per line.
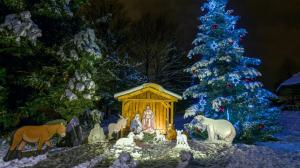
[130, 114, 143, 134]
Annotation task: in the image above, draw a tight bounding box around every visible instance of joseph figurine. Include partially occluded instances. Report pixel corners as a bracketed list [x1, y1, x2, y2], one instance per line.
[142, 105, 155, 134]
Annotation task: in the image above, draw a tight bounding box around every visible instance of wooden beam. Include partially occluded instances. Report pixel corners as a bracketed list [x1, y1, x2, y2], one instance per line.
[118, 87, 178, 101]
[125, 99, 173, 102]
[166, 107, 169, 127]
[160, 102, 168, 109]
[124, 100, 131, 107]
[121, 101, 125, 137]
[162, 101, 171, 108]
[122, 101, 125, 116]
[171, 102, 174, 125]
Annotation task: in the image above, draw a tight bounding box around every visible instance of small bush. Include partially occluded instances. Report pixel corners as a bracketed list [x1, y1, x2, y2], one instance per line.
[142, 133, 155, 143]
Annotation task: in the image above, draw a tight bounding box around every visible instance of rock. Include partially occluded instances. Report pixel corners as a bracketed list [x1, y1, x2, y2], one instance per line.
[176, 151, 193, 168]
[59, 117, 83, 147]
[67, 117, 80, 132]
[73, 155, 104, 168]
[109, 152, 138, 168]
[88, 124, 106, 144]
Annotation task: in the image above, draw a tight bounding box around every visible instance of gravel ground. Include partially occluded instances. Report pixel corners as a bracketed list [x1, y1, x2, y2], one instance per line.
[0, 111, 299, 168]
[225, 144, 300, 168]
[1, 140, 299, 168]
[29, 143, 106, 168]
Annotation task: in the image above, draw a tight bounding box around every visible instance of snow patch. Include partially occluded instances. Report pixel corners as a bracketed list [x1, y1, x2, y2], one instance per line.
[0, 154, 46, 168]
[0, 144, 47, 168]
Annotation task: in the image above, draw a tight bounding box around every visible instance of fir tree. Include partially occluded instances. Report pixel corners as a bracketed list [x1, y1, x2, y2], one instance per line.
[183, 0, 280, 142]
[0, 0, 105, 127]
[0, 67, 12, 130]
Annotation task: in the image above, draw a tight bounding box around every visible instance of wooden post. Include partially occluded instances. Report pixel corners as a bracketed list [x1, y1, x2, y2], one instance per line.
[166, 101, 169, 126]
[121, 101, 125, 137]
[171, 102, 174, 125]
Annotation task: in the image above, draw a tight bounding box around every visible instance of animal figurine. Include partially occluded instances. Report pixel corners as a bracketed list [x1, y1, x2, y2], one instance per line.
[166, 124, 177, 141]
[154, 130, 166, 142]
[108, 115, 128, 139]
[175, 130, 190, 150]
[133, 132, 144, 141]
[195, 115, 236, 144]
[4, 123, 66, 161]
[114, 132, 135, 147]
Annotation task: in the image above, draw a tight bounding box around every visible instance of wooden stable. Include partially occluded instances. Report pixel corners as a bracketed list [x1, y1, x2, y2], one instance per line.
[114, 83, 182, 134]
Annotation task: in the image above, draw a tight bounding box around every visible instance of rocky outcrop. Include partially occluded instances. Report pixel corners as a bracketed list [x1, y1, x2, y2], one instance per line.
[109, 152, 138, 168]
[176, 151, 194, 168]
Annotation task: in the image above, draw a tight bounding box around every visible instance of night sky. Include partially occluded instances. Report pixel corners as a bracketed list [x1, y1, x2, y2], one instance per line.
[120, 0, 300, 91]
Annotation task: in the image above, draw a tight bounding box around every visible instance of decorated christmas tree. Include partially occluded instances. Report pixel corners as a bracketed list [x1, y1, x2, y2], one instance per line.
[183, 0, 280, 142]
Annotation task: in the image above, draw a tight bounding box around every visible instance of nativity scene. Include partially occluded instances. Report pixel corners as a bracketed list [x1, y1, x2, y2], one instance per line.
[0, 0, 298, 167]
[114, 83, 182, 135]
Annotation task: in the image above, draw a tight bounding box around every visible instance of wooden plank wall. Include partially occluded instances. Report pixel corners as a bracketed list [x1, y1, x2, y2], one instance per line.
[122, 91, 171, 133]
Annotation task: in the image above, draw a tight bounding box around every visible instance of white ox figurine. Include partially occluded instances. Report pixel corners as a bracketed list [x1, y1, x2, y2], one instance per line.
[175, 130, 190, 150]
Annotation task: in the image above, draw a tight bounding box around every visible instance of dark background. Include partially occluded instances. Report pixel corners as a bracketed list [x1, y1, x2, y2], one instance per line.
[119, 0, 300, 91]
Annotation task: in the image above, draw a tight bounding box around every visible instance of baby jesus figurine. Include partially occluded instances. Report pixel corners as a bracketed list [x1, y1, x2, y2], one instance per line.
[142, 105, 155, 134]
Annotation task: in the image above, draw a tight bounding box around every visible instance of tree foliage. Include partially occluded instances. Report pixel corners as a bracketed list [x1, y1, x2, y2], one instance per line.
[184, 0, 280, 143]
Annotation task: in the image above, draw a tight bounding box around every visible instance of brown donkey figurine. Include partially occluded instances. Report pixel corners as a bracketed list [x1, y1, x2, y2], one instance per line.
[3, 123, 66, 161]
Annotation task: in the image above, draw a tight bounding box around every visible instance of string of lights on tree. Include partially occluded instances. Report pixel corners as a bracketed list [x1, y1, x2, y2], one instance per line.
[183, 0, 280, 142]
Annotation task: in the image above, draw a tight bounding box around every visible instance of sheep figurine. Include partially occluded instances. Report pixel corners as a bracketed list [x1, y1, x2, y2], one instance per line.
[154, 130, 166, 142]
[114, 132, 135, 147]
[175, 130, 190, 150]
[133, 132, 144, 141]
